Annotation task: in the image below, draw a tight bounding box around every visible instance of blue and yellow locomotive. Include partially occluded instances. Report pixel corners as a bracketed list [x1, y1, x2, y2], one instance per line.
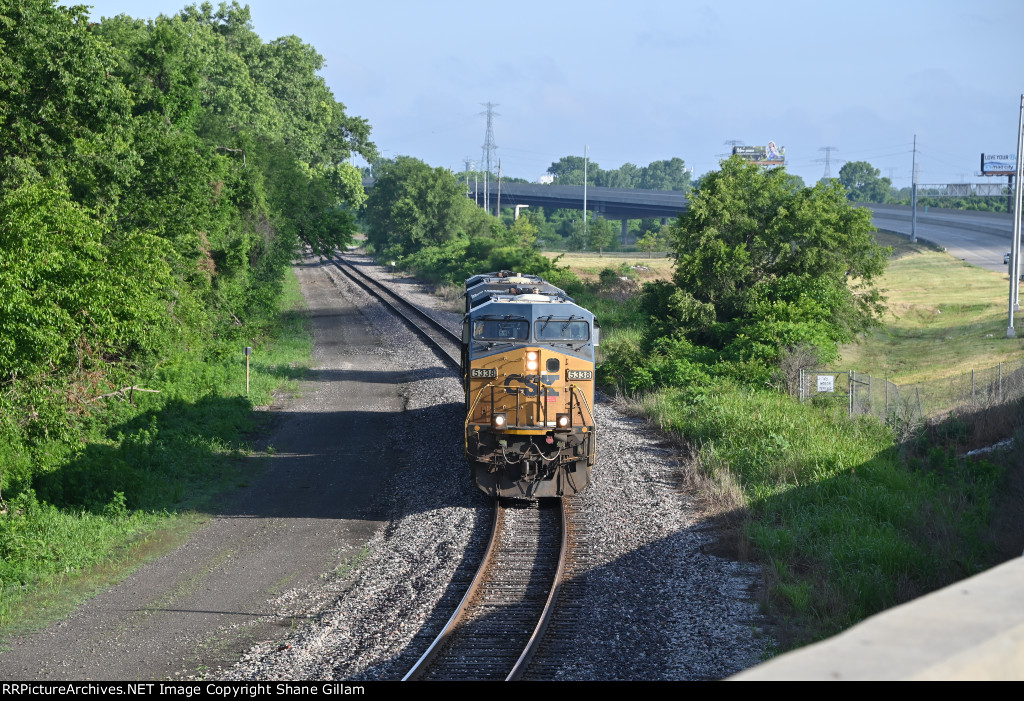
[462, 271, 598, 499]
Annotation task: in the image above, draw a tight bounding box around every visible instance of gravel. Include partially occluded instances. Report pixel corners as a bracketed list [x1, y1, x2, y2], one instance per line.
[208, 254, 770, 681]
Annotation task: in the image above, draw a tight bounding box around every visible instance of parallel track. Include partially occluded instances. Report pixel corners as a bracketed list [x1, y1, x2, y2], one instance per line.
[328, 255, 461, 369]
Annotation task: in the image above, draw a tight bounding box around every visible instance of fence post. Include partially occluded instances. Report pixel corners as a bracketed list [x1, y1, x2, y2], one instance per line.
[999, 363, 1003, 402]
[972, 368, 976, 404]
[849, 370, 854, 417]
[885, 375, 889, 418]
[799, 368, 803, 402]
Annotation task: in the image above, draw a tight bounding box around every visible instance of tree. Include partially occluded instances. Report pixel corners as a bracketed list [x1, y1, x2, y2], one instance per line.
[363, 156, 470, 256]
[838, 161, 892, 203]
[547, 155, 600, 186]
[508, 215, 539, 249]
[636, 232, 661, 259]
[639, 157, 691, 192]
[661, 156, 889, 364]
[587, 215, 616, 255]
[596, 162, 640, 189]
[0, 0, 138, 210]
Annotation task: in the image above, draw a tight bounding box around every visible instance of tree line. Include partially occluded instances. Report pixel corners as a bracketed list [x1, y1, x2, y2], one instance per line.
[0, 0, 372, 501]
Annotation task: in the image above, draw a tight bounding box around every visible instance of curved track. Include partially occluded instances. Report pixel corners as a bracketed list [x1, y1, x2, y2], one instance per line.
[404, 499, 570, 681]
[327, 253, 577, 681]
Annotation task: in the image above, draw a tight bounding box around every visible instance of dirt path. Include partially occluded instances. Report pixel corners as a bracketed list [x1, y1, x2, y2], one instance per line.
[0, 256, 404, 681]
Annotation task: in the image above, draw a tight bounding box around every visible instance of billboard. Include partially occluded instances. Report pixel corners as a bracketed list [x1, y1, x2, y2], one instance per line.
[733, 142, 785, 166]
[981, 153, 1016, 175]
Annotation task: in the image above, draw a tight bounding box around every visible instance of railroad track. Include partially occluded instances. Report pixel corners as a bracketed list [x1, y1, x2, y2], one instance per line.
[328, 253, 579, 680]
[328, 254, 461, 369]
[404, 498, 570, 681]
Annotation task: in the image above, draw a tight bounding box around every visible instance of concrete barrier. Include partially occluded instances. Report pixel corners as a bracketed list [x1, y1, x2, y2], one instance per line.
[731, 557, 1024, 681]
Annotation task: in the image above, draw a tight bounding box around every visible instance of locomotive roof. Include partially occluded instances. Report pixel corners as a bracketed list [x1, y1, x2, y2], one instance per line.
[464, 270, 545, 288]
[468, 295, 593, 320]
[466, 283, 573, 311]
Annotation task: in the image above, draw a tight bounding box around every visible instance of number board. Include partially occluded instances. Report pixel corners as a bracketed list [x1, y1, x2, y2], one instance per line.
[471, 367, 497, 379]
[566, 370, 593, 381]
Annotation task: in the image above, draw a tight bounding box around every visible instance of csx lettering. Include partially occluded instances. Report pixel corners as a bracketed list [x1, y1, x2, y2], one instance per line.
[504, 374, 560, 398]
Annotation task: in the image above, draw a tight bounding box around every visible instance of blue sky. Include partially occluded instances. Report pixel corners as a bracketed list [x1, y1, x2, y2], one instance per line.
[82, 0, 1022, 188]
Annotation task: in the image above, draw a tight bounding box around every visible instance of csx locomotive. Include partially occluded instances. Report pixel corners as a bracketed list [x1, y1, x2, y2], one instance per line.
[462, 271, 598, 499]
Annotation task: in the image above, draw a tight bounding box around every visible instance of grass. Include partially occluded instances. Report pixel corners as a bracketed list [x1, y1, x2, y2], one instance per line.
[620, 378, 1010, 648]
[542, 250, 673, 284]
[838, 232, 1024, 383]
[0, 266, 314, 637]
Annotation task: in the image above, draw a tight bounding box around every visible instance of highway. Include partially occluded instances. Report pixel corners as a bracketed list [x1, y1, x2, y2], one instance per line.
[864, 204, 1019, 275]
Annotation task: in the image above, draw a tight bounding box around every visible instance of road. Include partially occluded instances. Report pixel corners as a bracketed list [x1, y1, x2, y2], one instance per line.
[865, 204, 1020, 275]
[0, 255, 406, 681]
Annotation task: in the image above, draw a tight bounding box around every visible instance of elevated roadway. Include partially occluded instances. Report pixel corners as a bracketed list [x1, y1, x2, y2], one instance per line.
[468, 181, 689, 221]
[365, 179, 1020, 272]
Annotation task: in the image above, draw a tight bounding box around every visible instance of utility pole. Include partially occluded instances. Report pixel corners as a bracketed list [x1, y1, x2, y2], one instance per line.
[1008, 95, 1023, 338]
[496, 159, 502, 218]
[463, 157, 474, 197]
[480, 102, 499, 215]
[911, 135, 918, 243]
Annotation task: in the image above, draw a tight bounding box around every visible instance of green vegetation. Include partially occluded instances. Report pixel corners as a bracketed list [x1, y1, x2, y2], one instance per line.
[838, 234, 1023, 383]
[0, 1, 364, 631]
[599, 156, 891, 393]
[362, 156, 575, 288]
[838, 160, 893, 203]
[543, 155, 692, 191]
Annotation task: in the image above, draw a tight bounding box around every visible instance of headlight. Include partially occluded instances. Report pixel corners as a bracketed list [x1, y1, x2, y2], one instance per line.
[492, 413, 507, 430]
[526, 351, 538, 371]
[556, 413, 570, 429]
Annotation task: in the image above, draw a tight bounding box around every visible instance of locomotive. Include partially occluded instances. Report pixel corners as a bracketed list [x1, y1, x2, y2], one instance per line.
[462, 271, 598, 499]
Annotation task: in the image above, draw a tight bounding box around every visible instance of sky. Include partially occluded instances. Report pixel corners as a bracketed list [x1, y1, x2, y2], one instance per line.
[81, 0, 1024, 188]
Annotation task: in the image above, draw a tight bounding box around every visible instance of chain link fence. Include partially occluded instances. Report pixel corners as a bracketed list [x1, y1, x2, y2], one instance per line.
[799, 358, 1024, 426]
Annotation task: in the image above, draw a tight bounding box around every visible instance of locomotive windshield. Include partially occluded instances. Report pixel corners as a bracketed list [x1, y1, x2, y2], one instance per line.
[535, 317, 590, 342]
[473, 317, 529, 341]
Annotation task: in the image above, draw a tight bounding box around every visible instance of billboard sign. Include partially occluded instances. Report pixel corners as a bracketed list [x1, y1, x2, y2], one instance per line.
[981, 153, 1016, 175]
[733, 142, 785, 166]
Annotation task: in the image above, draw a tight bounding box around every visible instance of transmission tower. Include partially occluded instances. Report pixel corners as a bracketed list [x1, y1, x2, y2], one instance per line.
[720, 139, 744, 157]
[818, 146, 839, 179]
[480, 103, 499, 177]
[479, 103, 499, 215]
